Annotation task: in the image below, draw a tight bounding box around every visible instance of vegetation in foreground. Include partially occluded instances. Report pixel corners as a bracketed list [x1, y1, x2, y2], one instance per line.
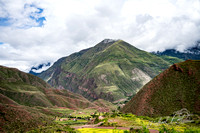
[1, 102, 200, 133]
[27, 107, 200, 133]
[27, 124, 77, 133]
[77, 128, 127, 133]
[98, 110, 200, 132]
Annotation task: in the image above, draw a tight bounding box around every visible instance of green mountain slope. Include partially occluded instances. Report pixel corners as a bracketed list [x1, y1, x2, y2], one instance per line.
[0, 65, 96, 109]
[0, 103, 50, 132]
[0, 65, 102, 132]
[122, 60, 200, 117]
[93, 99, 117, 112]
[38, 39, 183, 102]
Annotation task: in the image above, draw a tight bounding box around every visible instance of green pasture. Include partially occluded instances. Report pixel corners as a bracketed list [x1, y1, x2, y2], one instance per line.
[77, 128, 127, 133]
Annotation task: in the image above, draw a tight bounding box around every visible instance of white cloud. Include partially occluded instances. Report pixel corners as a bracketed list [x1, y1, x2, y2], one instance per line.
[0, 0, 200, 72]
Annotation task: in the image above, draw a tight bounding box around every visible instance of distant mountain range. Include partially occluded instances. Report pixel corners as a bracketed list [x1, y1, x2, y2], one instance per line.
[29, 62, 51, 75]
[38, 39, 182, 103]
[122, 60, 200, 117]
[153, 42, 200, 60]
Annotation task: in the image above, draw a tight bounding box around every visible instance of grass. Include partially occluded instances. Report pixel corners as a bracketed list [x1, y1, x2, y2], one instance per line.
[93, 99, 117, 111]
[27, 124, 76, 133]
[50, 108, 74, 116]
[56, 119, 87, 125]
[92, 62, 126, 77]
[159, 55, 184, 65]
[100, 112, 200, 132]
[77, 128, 127, 133]
[71, 109, 98, 117]
[0, 103, 54, 133]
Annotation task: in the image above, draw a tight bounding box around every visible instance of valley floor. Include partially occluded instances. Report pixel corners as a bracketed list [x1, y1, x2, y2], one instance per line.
[26, 107, 200, 133]
[1, 105, 199, 133]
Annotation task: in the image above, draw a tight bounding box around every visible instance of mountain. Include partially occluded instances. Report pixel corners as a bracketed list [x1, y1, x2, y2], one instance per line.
[38, 39, 182, 103]
[122, 60, 200, 117]
[29, 62, 51, 75]
[0, 65, 96, 109]
[0, 103, 50, 132]
[1, 65, 114, 132]
[153, 43, 200, 60]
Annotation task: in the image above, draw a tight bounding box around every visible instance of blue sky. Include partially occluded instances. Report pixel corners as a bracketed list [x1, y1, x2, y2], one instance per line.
[28, 5, 46, 27]
[0, 0, 200, 72]
[0, 4, 46, 28]
[0, 17, 11, 26]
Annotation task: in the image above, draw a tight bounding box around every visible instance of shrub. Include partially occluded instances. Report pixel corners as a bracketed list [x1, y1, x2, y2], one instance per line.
[184, 128, 200, 133]
[159, 125, 178, 133]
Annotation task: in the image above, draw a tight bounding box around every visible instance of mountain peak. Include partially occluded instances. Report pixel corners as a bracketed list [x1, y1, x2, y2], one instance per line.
[101, 39, 119, 44]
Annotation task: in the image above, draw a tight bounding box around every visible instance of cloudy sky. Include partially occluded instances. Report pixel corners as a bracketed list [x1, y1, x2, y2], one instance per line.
[0, 0, 200, 72]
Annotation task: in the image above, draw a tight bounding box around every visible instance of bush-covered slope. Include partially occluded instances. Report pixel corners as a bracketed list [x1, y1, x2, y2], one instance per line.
[0, 65, 100, 132]
[0, 103, 51, 132]
[122, 60, 200, 117]
[0, 65, 96, 109]
[93, 99, 117, 112]
[38, 39, 182, 102]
